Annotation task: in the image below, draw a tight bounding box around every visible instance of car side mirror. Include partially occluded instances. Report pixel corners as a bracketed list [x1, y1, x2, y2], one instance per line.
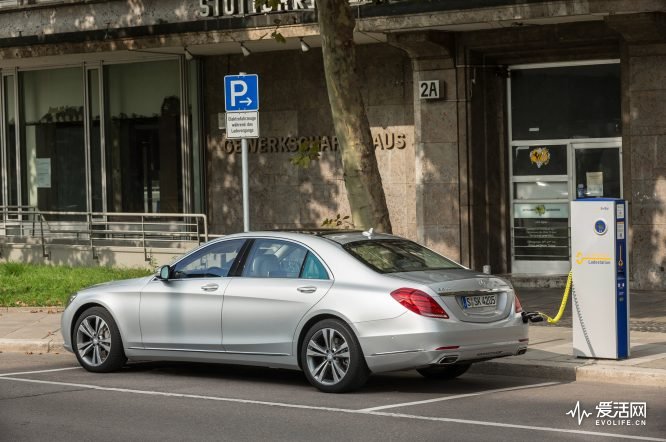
[158, 265, 171, 281]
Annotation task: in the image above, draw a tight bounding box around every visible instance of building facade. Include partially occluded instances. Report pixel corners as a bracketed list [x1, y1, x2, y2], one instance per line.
[0, 0, 665, 290]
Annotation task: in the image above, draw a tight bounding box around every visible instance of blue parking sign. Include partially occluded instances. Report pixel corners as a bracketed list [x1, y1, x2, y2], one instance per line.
[224, 74, 259, 112]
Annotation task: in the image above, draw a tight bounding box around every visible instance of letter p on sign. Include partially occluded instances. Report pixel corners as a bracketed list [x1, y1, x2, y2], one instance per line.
[224, 74, 260, 112]
[229, 81, 248, 107]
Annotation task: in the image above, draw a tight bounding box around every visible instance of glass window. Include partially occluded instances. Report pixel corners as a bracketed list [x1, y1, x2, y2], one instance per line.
[4, 76, 18, 208]
[514, 182, 569, 200]
[300, 252, 329, 280]
[242, 239, 308, 278]
[344, 239, 461, 274]
[20, 68, 86, 214]
[88, 69, 103, 212]
[511, 64, 621, 140]
[173, 239, 245, 279]
[512, 145, 567, 176]
[513, 203, 570, 261]
[574, 148, 621, 198]
[104, 60, 182, 214]
[188, 60, 204, 213]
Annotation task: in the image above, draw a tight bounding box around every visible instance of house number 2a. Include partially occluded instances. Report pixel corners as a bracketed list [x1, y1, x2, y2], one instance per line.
[419, 80, 441, 100]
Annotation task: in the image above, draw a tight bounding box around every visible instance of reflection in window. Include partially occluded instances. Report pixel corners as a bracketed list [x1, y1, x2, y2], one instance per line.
[301, 252, 329, 280]
[344, 239, 460, 274]
[20, 68, 86, 214]
[511, 64, 621, 140]
[243, 240, 308, 278]
[173, 239, 245, 278]
[104, 61, 182, 214]
[3, 76, 17, 207]
[575, 148, 621, 198]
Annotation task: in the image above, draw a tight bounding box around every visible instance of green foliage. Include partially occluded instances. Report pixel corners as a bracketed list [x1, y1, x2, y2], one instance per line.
[290, 139, 321, 168]
[0, 262, 26, 277]
[322, 214, 354, 229]
[0, 263, 152, 307]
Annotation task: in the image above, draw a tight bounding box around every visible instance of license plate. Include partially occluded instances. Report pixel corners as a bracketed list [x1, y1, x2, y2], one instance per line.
[462, 294, 497, 309]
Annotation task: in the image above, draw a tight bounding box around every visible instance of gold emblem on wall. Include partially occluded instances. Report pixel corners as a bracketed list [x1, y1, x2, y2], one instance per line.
[529, 147, 550, 168]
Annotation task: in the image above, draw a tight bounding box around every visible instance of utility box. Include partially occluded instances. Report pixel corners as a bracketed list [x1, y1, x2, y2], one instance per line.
[570, 199, 629, 359]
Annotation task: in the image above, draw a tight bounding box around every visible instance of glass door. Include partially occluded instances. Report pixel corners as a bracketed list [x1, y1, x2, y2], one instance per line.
[571, 141, 622, 199]
[508, 61, 621, 275]
[511, 143, 571, 274]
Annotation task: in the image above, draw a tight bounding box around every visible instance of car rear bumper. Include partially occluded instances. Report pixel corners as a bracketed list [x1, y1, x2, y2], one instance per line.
[355, 312, 528, 373]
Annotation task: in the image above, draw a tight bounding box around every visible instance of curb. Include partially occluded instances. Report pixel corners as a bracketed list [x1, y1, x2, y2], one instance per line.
[472, 359, 666, 387]
[0, 339, 65, 354]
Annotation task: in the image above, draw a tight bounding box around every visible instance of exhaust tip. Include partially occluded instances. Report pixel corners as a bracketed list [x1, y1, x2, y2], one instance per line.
[516, 348, 527, 356]
[438, 355, 459, 364]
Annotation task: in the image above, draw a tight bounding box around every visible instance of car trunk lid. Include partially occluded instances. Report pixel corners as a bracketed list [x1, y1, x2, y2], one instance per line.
[390, 269, 513, 323]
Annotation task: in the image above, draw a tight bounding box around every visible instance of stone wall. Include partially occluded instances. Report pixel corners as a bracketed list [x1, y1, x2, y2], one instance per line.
[203, 43, 417, 239]
[624, 43, 666, 290]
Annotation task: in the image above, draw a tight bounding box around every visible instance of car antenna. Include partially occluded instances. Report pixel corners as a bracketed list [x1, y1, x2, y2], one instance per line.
[362, 228, 374, 239]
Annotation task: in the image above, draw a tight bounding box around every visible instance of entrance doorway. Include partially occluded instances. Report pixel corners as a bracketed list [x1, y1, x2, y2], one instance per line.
[508, 61, 621, 275]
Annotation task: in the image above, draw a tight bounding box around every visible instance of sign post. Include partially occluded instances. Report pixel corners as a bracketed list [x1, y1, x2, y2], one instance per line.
[224, 73, 259, 232]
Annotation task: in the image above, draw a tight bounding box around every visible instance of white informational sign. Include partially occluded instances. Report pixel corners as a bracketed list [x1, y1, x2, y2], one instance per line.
[36, 158, 51, 189]
[586, 171, 603, 197]
[226, 111, 259, 139]
[418, 80, 440, 100]
[513, 203, 569, 219]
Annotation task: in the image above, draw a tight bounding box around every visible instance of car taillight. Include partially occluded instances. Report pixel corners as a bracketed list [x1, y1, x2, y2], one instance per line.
[514, 292, 523, 313]
[390, 288, 449, 318]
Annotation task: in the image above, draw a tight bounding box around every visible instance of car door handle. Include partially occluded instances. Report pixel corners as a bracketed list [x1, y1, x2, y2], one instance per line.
[201, 283, 219, 292]
[297, 286, 317, 294]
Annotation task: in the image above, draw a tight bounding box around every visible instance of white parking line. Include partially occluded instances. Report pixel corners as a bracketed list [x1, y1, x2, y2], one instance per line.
[0, 367, 81, 377]
[0, 376, 663, 441]
[359, 381, 560, 412]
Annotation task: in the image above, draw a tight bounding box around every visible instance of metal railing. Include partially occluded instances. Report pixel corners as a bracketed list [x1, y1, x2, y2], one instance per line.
[0, 206, 208, 261]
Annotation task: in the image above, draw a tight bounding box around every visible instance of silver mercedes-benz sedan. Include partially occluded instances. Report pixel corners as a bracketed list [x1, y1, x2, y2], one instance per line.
[61, 230, 528, 393]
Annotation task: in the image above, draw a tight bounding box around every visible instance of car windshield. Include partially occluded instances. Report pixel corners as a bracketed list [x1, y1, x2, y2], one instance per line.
[343, 239, 461, 274]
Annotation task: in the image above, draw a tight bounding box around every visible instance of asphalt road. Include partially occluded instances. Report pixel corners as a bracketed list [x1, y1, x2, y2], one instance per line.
[0, 353, 664, 441]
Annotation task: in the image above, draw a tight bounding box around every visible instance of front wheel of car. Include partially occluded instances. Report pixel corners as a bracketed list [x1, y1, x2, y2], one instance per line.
[73, 306, 127, 373]
[417, 363, 471, 380]
[301, 319, 369, 393]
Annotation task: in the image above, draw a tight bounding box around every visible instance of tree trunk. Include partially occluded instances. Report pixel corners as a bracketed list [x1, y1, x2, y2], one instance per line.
[316, 0, 392, 233]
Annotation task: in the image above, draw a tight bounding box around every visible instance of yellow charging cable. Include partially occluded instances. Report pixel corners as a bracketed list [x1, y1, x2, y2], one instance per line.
[536, 270, 573, 324]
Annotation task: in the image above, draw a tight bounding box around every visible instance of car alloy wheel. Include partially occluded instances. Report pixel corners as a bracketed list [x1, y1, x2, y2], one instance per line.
[306, 328, 350, 386]
[301, 319, 369, 393]
[73, 307, 127, 373]
[76, 315, 112, 367]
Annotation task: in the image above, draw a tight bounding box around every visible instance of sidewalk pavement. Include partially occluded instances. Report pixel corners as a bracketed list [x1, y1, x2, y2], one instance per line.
[1, 288, 665, 387]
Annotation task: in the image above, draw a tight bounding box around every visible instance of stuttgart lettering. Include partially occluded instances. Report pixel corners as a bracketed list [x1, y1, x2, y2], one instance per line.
[199, 0, 367, 17]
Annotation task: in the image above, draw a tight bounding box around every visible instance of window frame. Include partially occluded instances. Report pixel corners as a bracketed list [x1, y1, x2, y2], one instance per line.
[235, 237, 332, 281]
[169, 238, 247, 280]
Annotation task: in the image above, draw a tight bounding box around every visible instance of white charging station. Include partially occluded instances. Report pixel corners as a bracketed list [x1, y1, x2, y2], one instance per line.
[570, 199, 629, 359]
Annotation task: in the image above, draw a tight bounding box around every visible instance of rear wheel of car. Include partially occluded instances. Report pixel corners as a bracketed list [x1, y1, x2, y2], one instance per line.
[73, 307, 126, 373]
[417, 363, 471, 380]
[301, 319, 369, 393]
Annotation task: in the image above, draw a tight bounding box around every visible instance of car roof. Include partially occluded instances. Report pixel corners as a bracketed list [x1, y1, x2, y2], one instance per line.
[219, 230, 400, 246]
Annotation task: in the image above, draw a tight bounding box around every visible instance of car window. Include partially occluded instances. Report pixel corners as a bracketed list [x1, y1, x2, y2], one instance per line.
[343, 239, 461, 274]
[242, 239, 308, 278]
[300, 252, 329, 280]
[173, 239, 245, 279]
